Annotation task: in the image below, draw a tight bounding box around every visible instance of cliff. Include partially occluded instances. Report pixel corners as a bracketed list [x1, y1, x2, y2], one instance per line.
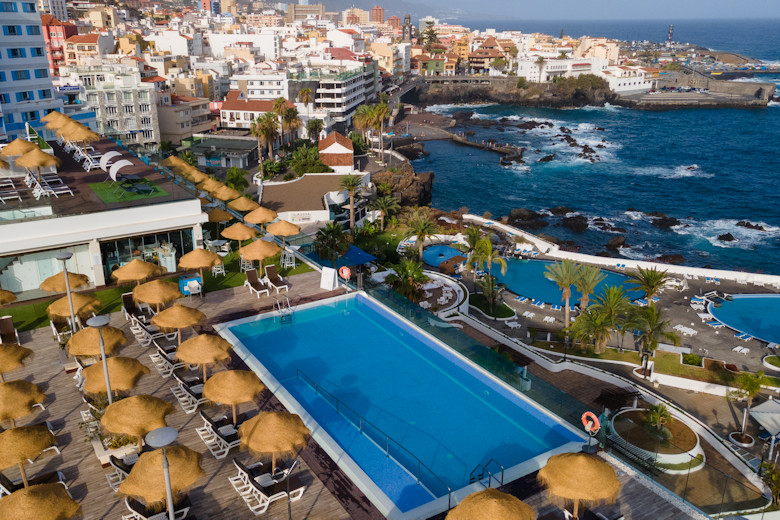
[373, 163, 434, 207]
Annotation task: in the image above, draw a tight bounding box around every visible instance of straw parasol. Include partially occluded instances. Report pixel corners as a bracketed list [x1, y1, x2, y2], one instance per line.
[41, 111, 70, 124]
[44, 115, 75, 132]
[244, 206, 278, 231]
[150, 303, 204, 345]
[47, 292, 100, 320]
[181, 167, 208, 184]
[210, 185, 241, 202]
[175, 334, 231, 382]
[203, 370, 265, 425]
[228, 196, 259, 213]
[111, 258, 163, 285]
[0, 483, 81, 520]
[222, 221, 257, 243]
[0, 380, 45, 427]
[537, 453, 621, 519]
[57, 121, 100, 143]
[0, 425, 56, 488]
[15, 148, 61, 183]
[82, 356, 149, 396]
[0, 138, 37, 158]
[266, 220, 301, 247]
[239, 411, 309, 473]
[66, 326, 127, 357]
[447, 488, 536, 520]
[101, 394, 175, 450]
[240, 239, 280, 266]
[178, 248, 221, 280]
[207, 208, 234, 224]
[197, 178, 222, 193]
[118, 446, 205, 506]
[161, 156, 184, 169]
[0, 343, 33, 382]
[39, 271, 90, 293]
[133, 280, 182, 313]
[0, 157, 8, 169]
[0, 289, 16, 306]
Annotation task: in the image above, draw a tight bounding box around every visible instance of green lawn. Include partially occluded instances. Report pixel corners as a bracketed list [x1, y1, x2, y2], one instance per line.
[653, 351, 738, 385]
[469, 293, 514, 318]
[88, 179, 169, 204]
[533, 341, 642, 364]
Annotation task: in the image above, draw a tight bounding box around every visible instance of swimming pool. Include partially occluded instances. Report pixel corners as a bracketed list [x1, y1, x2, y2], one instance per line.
[217, 293, 583, 520]
[709, 294, 780, 344]
[421, 244, 463, 267]
[494, 259, 643, 305]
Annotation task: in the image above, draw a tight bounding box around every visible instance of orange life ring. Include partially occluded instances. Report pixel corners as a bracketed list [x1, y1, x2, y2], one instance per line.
[339, 266, 351, 280]
[581, 411, 600, 433]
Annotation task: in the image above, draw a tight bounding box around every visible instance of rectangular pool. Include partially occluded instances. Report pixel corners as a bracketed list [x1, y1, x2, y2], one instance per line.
[216, 293, 583, 519]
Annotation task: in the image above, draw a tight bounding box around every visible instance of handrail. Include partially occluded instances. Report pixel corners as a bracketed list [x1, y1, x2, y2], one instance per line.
[469, 458, 505, 488]
[295, 368, 452, 508]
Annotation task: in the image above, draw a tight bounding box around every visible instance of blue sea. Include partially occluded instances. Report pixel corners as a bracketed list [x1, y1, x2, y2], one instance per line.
[413, 19, 780, 274]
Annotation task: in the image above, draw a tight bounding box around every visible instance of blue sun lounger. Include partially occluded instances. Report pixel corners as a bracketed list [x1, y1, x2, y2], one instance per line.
[735, 332, 754, 341]
[707, 320, 724, 328]
[650, 296, 661, 303]
[550, 304, 561, 311]
[514, 296, 528, 302]
[634, 298, 648, 307]
[691, 296, 705, 303]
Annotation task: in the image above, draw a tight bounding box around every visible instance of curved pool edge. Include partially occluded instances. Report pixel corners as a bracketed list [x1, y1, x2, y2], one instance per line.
[708, 294, 780, 345]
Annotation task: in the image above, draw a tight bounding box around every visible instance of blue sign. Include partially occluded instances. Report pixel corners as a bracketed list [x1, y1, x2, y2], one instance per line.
[57, 85, 81, 92]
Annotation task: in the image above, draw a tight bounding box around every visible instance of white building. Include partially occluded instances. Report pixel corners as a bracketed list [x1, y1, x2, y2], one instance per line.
[516, 57, 607, 83]
[0, 0, 63, 141]
[147, 31, 204, 58]
[230, 70, 289, 100]
[37, 0, 67, 21]
[597, 66, 653, 93]
[206, 31, 281, 60]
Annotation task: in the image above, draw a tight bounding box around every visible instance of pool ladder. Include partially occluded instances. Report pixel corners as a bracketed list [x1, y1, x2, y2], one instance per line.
[469, 458, 505, 488]
[273, 296, 293, 325]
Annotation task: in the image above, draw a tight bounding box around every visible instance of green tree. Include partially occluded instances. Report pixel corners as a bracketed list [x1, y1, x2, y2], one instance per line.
[314, 221, 350, 266]
[288, 144, 331, 176]
[558, 51, 569, 59]
[575, 264, 606, 309]
[728, 371, 767, 435]
[632, 304, 679, 379]
[297, 88, 312, 116]
[491, 57, 507, 70]
[306, 118, 324, 141]
[422, 21, 439, 52]
[469, 236, 507, 313]
[569, 307, 612, 353]
[353, 104, 373, 140]
[250, 112, 279, 178]
[646, 404, 673, 432]
[462, 225, 483, 280]
[272, 97, 288, 145]
[282, 107, 301, 145]
[516, 77, 528, 89]
[405, 212, 439, 261]
[760, 463, 780, 505]
[628, 266, 670, 300]
[535, 55, 545, 82]
[590, 285, 632, 350]
[371, 104, 391, 163]
[369, 195, 400, 231]
[477, 275, 502, 315]
[386, 257, 428, 303]
[225, 166, 249, 192]
[348, 131, 368, 155]
[179, 150, 196, 166]
[159, 140, 176, 157]
[544, 259, 581, 334]
[339, 174, 363, 233]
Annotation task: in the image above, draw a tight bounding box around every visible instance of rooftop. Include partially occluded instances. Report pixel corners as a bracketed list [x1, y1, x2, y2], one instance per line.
[190, 137, 257, 154]
[262, 174, 348, 213]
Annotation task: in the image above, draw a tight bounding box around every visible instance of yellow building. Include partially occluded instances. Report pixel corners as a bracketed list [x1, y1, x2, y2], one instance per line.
[452, 35, 470, 61]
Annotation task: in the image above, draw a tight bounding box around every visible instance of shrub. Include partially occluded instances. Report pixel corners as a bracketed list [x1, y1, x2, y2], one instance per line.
[682, 353, 703, 366]
[516, 77, 528, 89]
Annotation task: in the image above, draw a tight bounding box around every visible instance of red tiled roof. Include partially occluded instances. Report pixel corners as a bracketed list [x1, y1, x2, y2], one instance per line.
[65, 34, 100, 44]
[339, 29, 358, 35]
[325, 47, 359, 61]
[142, 75, 168, 82]
[320, 153, 354, 167]
[221, 90, 293, 112]
[318, 131, 353, 153]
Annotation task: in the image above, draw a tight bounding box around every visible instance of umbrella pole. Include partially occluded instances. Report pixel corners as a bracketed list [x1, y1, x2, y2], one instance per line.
[18, 461, 28, 487]
[232, 404, 237, 425]
[0, 372, 4, 383]
[572, 499, 579, 519]
[202, 363, 207, 383]
[272, 453, 276, 474]
[178, 329, 182, 346]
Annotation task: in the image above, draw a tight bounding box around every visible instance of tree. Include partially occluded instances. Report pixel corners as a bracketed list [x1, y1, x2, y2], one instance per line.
[281, 107, 301, 145]
[422, 21, 439, 53]
[729, 371, 767, 435]
[491, 58, 507, 71]
[288, 144, 331, 176]
[348, 131, 367, 155]
[575, 264, 606, 309]
[376, 182, 393, 196]
[761, 463, 780, 505]
[646, 404, 673, 432]
[297, 88, 312, 117]
[590, 285, 632, 349]
[339, 174, 363, 233]
[371, 104, 391, 163]
[370, 195, 400, 231]
[272, 97, 288, 145]
[463, 225, 483, 281]
[179, 150, 196, 166]
[306, 118, 324, 141]
[469, 236, 507, 314]
[353, 104, 373, 141]
[545, 259, 581, 335]
[628, 266, 670, 300]
[558, 51, 569, 59]
[633, 304, 679, 379]
[250, 112, 279, 178]
[405, 212, 439, 261]
[477, 275, 502, 315]
[159, 140, 176, 157]
[314, 221, 350, 266]
[569, 307, 612, 353]
[386, 257, 428, 303]
[535, 55, 545, 82]
[225, 166, 249, 192]
[507, 45, 518, 70]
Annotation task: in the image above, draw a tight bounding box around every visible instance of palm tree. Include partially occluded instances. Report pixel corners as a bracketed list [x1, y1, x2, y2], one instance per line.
[477, 275, 502, 315]
[535, 55, 545, 82]
[590, 285, 632, 349]
[376, 182, 393, 196]
[179, 150, 197, 166]
[306, 118, 324, 141]
[405, 214, 439, 261]
[545, 259, 581, 334]
[386, 257, 428, 303]
[353, 104, 373, 141]
[628, 266, 670, 300]
[282, 107, 301, 144]
[729, 371, 767, 436]
[569, 307, 612, 353]
[272, 97, 288, 145]
[339, 174, 363, 233]
[250, 112, 279, 178]
[575, 264, 606, 309]
[225, 166, 249, 192]
[633, 304, 679, 379]
[314, 222, 350, 266]
[462, 225, 483, 281]
[159, 140, 176, 157]
[372, 104, 391, 163]
[646, 404, 673, 432]
[297, 88, 312, 117]
[469, 236, 508, 313]
[370, 195, 400, 231]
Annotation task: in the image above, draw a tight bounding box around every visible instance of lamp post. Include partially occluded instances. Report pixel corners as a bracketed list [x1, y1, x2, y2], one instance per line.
[86, 315, 112, 404]
[55, 252, 77, 334]
[145, 427, 178, 520]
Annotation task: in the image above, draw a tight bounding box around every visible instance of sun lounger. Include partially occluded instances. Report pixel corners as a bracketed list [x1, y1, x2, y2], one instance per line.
[229, 457, 305, 516]
[121, 292, 155, 323]
[634, 299, 648, 307]
[196, 411, 241, 460]
[704, 291, 719, 298]
[0, 315, 20, 344]
[707, 320, 724, 328]
[244, 269, 270, 298]
[264, 265, 289, 294]
[735, 332, 754, 341]
[514, 296, 528, 302]
[690, 296, 705, 303]
[0, 189, 21, 203]
[106, 454, 134, 491]
[543, 316, 555, 323]
[506, 321, 520, 329]
[0, 470, 69, 497]
[690, 304, 705, 311]
[170, 372, 208, 414]
[123, 496, 191, 520]
[149, 344, 185, 378]
[419, 301, 431, 309]
[550, 304, 561, 311]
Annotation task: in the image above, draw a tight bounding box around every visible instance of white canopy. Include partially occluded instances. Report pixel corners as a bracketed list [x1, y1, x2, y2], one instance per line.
[109, 159, 134, 181]
[100, 150, 123, 172]
[750, 399, 780, 435]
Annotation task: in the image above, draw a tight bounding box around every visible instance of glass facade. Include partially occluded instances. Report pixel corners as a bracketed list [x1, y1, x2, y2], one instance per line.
[100, 228, 193, 281]
[0, 244, 92, 295]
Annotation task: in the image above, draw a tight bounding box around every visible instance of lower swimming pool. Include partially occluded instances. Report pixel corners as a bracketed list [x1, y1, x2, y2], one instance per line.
[217, 293, 583, 520]
[495, 259, 643, 305]
[709, 294, 780, 344]
[421, 244, 463, 267]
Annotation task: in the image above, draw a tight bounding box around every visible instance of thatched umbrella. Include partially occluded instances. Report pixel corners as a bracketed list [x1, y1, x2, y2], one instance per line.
[150, 303, 204, 345]
[197, 178, 222, 193]
[207, 208, 234, 224]
[240, 239, 280, 272]
[101, 394, 175, 450]
[447, 488, 536, 520]
[178, 248, 221, 280]
[0, 289, 16, 306]
[537, 453, 621, 520]
[44, 115, 74, 132]
[228, 196, 259, 213]
[175, 334, 231, 382]
[66, 326, 127, 357]
[210, 185, 241, 202]
[15, 148, 61, 184]
[0, 425, 56, 488]
[0, 157, 8, 169]
[118, 446, 204, 507]
[41, 111, 70, 124]
[244, 206, 278, 232]
[181, 167, 208, 184]
[132, 280, 182, 313]
[57, 121, 99, 143]
[82, 356, 149, 396]
[47, 293, 100, 321]
[0, 483, 81, 520]
[40, 271, 90, 293]
[0, 380, 45, 427]
[161, 156, 184, 169]
[203, 370, 264, 425]
[0, 343, 33, 382]
[266, 220, 301, 247]
[111, 258, 163, 285]
[238, 411, 309, 473]
[221, 222, 257, 257]
[0, 138, 37, 158]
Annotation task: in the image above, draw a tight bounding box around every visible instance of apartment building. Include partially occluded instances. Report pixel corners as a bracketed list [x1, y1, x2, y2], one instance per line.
[158, 94, 212, 144]
[284, 3, 324, 23]
[37, 0, 66, 21]
[41, 14, 77, 76]
[63, 33, 114, 67]
[229, 70, 288, 100]
[219, 89, 293, 130]
[0, 0, 63, 141]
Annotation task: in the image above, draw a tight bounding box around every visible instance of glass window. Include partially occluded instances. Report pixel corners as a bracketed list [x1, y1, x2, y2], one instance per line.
[7, 48, 25, 58]
[2, 25, 21, 35]
[31, 47, 44, 56]
[12, 70, 30, 80]
[35, 69, 48, 79]
[15, 91, 31, 101]
[21, 2, 34, 11]
[0, 3, 18, 12]
[3, 113, 13, 124]
[26, 25, 40, 35]
[0, 94, 9, 103]
[39, 89, 51, 99]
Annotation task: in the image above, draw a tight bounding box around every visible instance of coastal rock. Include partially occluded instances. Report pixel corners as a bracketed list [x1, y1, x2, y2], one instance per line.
[651, 216, 681, 229]
[559, 126, 572, 134]
[559, 241, 581, 252]
[372, 166, 433, 206]
[562, 215, 589, 233]
[396, 142, 427, 160]
[606, 236, 627, 251]
[517, 120, 554, 130]
[736, 221, 765, 231]
[452, 111, 474, 123]
[596, 251, 613, 257]
[509, 208, 542, 221]
[718, 233, 736, 242]
[537, 233, 559, 245]
[645, 211, 667, 218]
[508, 207, 548, 230]
[538, 154, 556, 163]
[548, 206, 574, 216]
[656, 254, 685, 265]
[464, 130, 475, 136]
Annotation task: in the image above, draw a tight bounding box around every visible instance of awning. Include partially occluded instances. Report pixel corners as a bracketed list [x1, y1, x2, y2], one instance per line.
[750, 399, 780, 435]
[100, 150, 123, 172]
[109, 159, 134, 181]
[306, 245, 376, 268]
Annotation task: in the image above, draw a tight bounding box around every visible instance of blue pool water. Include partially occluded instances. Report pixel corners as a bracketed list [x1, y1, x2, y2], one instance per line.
[422, 244, 463, 267]
[495, 259, 643, 304]
[226, 294, 581, 513]
[709, 294, 780, 344]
